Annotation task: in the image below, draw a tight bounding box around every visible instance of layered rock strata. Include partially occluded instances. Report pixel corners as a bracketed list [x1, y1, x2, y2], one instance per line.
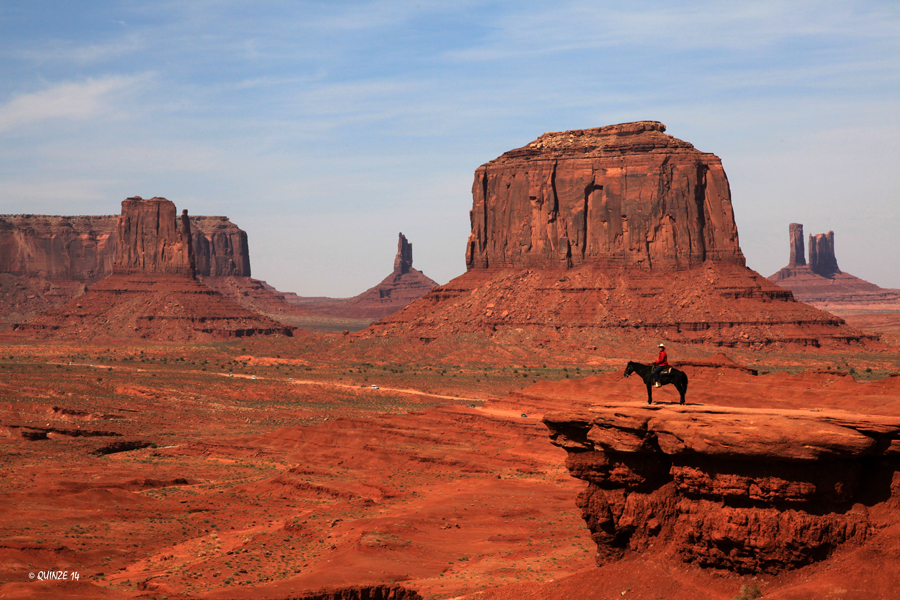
[114, 197, 196, 276]
[362, 123, 871, 348]
[544, 403, 900, 573]
[15, 197, 293, 341]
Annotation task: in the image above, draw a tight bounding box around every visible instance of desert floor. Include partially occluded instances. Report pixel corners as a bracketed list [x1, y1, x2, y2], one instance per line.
[2, 335, 900, 599]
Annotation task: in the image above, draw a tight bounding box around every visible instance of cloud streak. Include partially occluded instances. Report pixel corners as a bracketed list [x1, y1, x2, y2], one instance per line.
[0, 75, 148, 133]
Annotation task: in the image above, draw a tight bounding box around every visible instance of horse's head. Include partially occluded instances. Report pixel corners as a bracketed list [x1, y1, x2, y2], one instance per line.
[624, 362, 635, 378]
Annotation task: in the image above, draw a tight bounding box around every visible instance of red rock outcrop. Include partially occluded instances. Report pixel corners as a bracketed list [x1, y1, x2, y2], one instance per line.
[809, 230, 840, 277]
[466, 121, 744, 271]
[191, 215, 251, 277]
[114, 197, 196, 276]
[769, 224, 900, 333]
[0, 215, 117, 280]
[14, 197, 293, 341]
[0, 211, 250, 280]
[788, 222, 805, 267]
[362, 123, 871, 350]
[337, 233, 439, 320]
[0, 209, 254, 324]
[544, 403, 900, 574]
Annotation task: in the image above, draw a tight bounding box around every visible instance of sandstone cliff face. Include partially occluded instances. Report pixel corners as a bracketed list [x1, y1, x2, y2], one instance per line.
[809, 230, 840, 277]
[788, 222, 805, 267]
[0, 212, 250, 280]
[362, 122, 871, 350]
[394, 232, 413, 274]
[544, 403, 900, 574]
[114, 197, 195, 277]
[0, 215, 117, 280]
[191, 216, 251, 277]
[466, 121, 744, 271]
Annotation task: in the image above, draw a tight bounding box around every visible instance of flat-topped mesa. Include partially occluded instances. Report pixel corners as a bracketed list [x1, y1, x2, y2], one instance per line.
[394, 232, 413, 275]
[113, 197, 196, 277]
[466, 121, 745, 271]
[809, 230, 840, 277]
[0, 213, 250, 281]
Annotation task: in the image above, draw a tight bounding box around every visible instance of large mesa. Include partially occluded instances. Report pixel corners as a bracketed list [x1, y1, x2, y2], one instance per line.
[466, 121, 743, 271]
[363, 122, 869, 350]
[14, 197, 293, 341]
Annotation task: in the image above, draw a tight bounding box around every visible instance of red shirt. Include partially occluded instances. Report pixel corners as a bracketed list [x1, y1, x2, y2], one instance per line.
[654, 350, 668, 366]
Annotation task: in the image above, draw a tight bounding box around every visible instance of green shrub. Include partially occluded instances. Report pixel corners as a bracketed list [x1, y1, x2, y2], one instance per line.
[733, 583, 762, 600]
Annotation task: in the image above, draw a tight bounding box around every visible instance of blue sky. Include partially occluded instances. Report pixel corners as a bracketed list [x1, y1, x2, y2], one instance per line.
[1, 1, 898, 296]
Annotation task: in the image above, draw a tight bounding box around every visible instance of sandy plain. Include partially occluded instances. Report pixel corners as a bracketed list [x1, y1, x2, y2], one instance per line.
[1, 333, 900, 599]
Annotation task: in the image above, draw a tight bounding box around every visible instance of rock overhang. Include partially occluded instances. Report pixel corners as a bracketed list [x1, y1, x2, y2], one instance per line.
[543, 402, 900, 573]
[545, 403, 900, 461]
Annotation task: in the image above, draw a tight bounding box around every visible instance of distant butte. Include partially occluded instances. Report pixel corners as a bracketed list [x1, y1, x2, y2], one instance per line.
[362, 122, 871, 350]
[769, 224, 900, 337]
[284, 232, 438, 323]
[0, 210, 255, 325]
[13, 197, 293, 341]
[338, 233, 439, 320]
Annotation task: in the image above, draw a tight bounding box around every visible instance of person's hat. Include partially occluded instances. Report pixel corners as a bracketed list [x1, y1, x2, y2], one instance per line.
[658, 343, 665, 347]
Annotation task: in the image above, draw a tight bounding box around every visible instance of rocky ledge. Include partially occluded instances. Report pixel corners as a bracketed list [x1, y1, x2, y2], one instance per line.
[544, 403, 900, 573]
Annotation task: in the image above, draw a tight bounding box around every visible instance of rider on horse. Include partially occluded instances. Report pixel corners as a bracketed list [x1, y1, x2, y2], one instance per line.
[651, 343, 668, 388]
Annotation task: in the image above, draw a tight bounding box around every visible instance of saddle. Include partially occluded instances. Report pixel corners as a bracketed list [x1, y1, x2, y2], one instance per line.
[660, 366, 672, 375]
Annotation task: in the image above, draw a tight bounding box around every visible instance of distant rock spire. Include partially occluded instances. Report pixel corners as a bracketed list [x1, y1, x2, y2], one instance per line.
[393, 232, 413, 275]
[788, 223, 805, 267]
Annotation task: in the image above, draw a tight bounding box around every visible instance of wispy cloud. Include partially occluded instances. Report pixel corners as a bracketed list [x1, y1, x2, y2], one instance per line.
[15, 31, 148, 66]
[0, 75, 148, 133]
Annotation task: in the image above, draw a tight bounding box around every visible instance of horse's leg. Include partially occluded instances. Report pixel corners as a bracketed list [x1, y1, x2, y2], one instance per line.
[646, 382, 653, 404]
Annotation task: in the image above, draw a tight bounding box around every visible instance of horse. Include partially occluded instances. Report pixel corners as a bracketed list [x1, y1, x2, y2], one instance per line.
[624, 361, 688, 405]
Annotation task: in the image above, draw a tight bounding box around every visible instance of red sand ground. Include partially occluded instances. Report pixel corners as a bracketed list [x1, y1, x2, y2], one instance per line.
[1, 338, 899, 599]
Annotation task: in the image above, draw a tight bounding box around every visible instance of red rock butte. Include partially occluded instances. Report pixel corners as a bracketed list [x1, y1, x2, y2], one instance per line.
[770, 223, 900, 307]
[363, 122, 870, 349]
[14, 197, 293, 341]
[466, 121, 743, 271]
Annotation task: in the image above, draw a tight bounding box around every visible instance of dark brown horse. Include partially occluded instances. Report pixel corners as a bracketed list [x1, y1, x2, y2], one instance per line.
[624, 361, 688, 405]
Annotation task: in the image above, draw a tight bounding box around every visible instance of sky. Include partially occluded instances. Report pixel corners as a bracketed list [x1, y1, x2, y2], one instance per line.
[1, 1, 898, 297]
